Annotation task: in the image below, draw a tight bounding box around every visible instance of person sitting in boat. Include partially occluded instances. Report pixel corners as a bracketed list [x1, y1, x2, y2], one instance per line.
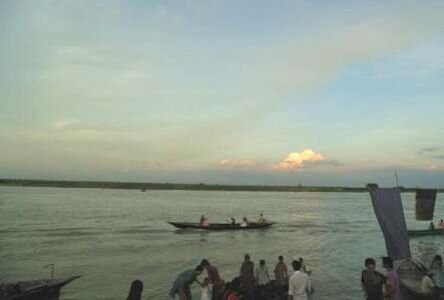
[419, 272, 435, 296]
[240, 217, 248, 227]
[429, 222, 435, 230]
[361, 257, 385, 300]
[230, 218, 236, 226]
[430, 255, 443, 272]
[439, 219, 444, 229]
[257, 213, 266, 224]
[199, 215, 209, 227]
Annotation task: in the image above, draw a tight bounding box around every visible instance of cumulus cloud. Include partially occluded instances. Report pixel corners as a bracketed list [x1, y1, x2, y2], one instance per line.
[273, 149, 325, 170]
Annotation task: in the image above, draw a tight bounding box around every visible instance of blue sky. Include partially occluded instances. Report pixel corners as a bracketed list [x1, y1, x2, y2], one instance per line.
[1, 0, 444, 187]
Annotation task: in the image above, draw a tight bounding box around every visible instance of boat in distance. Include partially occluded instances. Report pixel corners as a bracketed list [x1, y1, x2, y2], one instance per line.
[407, 228, 444, 237]
[168, 222, 274, 230]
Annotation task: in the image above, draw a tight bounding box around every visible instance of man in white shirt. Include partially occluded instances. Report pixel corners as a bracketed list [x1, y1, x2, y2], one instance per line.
[288, 260, 312, 300]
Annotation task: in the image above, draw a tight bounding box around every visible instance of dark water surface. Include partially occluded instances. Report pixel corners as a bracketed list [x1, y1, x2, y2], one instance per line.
[0, 187, 443, 299]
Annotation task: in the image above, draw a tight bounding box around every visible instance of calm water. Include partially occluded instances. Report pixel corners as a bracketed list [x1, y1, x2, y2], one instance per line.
[0, 187, 443, 300]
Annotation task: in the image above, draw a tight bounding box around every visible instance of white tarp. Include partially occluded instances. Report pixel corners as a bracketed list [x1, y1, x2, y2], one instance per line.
[369, 188, 411, 260]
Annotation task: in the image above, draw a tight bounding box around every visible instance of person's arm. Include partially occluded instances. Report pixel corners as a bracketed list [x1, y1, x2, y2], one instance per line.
[287, 277, 293, 300]
[266, 267, 270, 281]
[178, 288, 186, 300]
[361, 271, 368, 298]
[284, 265, 288, 279]
[306, 274, 313, 293]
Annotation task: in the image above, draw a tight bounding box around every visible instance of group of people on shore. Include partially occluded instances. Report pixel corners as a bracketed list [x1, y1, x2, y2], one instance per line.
[162, 255, 313, 300]
[199, 214, 268, 227]
[361, 255, 443, 300]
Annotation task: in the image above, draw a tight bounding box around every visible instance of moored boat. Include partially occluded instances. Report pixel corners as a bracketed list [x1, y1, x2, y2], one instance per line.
[168, 222, 273, 230]
[407, 228, 444, 237]
[0, 276, 80, 300]
[396, 258, 432, 300]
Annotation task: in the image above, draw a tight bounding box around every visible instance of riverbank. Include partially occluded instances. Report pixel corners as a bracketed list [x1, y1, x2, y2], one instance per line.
[1, 179, 437, 192]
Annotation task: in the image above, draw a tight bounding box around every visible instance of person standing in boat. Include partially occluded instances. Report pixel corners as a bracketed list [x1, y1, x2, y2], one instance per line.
[240, 217, 248, 227]
[287, 259, 312, 300]
[200, 259, 224, 300]
[383, 258, 401, 300]
[361, 258, 385, 300]
[240, 254, 255, 300]
[257, 213, 266, 224]
[169, 265, 204, 300]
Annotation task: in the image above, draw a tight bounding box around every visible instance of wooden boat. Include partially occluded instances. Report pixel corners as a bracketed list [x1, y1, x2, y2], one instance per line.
[396, 258, 434, 300]
[407, 228, 444, 237]
[168, 222, 274, 230]
[0, 276, 80, 300]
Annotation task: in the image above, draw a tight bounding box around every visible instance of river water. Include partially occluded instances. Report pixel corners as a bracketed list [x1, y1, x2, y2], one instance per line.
[0, 186, 443, 300]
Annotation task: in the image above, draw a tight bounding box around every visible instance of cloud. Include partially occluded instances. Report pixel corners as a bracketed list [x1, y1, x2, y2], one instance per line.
[417, 147, 444, 160]
[273, 149, 325, 170]
[53, 119, 81, 130]
[219, 159, 258, 168]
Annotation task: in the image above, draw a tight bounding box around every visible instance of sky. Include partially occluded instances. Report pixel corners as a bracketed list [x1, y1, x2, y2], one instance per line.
[1, 0, 444, 187]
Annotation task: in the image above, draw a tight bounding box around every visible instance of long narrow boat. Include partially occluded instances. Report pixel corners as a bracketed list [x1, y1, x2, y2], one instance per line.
[168, 222, 273, 230]
[1, 276, 80, 300]
[407, 228, 444, 237]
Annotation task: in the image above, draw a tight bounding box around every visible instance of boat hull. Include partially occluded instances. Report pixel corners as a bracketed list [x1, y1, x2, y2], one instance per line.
[396, 258, 435, 300]
[1, 276, 80, 300]
[407, 228, 444, 237]
[168, 222, 273, 230]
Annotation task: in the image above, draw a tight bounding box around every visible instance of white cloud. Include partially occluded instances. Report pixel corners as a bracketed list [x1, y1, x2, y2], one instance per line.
[274, 149, 325, 170]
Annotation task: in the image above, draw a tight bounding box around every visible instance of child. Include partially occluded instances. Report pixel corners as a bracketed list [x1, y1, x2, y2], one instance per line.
[200, 277, 212, 300]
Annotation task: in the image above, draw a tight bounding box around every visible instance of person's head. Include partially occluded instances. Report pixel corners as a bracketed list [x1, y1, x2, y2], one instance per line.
[292, 260, 302, 271]
[244, 254, 250, 261]
[383, 257, 394, 270]
[440, 219, 443, 223]
[200, 259, 210, 268]
[194, 265, 204, 276]
[127, 280, 143, 300]
[278, 255, 284, 262]
[260, 213, 263, 217]
[203, 277, 210, 286]
[299, 257, 304, 263]
[260, 259, 266, 266]
[365, 258, 376, 272]
[433, 255, 442, 265]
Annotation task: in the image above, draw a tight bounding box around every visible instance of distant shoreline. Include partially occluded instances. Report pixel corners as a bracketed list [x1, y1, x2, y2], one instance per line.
[1, 179, 438, 193]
